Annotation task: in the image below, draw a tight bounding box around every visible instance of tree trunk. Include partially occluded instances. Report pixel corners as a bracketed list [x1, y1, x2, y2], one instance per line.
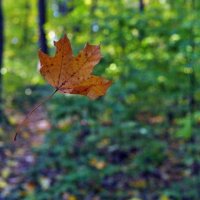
[139, 0, 144, 12]
[138, 0, 145, 40]
[187, 1, 200, 198]
[38, 0, 48, 53]
[0, 0, 10, 127]
[0, 0, 4, 123]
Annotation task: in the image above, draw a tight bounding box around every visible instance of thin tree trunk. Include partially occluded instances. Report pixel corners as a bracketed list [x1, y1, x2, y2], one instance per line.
[138, 0, 145, 40]
[38, 0, 48, 53]
[188, 0, 196, 127]
[0, 0, 10, 127]
[188, 1, 200, 198]
[139, 0, 144, 12]
[0, 0, 4, 123]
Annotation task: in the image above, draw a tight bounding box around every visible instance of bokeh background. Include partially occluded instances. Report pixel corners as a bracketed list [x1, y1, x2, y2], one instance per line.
[0, 0, 200, 199]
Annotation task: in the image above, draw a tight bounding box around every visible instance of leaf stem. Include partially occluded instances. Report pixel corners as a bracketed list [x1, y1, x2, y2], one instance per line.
[13, 88, 58, 141]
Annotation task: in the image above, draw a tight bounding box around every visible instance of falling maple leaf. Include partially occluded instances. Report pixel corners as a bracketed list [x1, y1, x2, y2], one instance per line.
[14, 34, 112, 141]
[39, 34, 112, 99]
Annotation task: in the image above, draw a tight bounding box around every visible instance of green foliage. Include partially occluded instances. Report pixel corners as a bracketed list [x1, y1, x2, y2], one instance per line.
[1, 0, 200, 199]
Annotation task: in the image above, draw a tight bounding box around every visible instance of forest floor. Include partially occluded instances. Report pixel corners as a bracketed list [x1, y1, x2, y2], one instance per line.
[0, 105, 50, 197]
[0, 103, 200, 199]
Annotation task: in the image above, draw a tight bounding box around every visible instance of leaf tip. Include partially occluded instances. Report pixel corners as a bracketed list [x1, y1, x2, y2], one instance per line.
[63, 33, 68, 38]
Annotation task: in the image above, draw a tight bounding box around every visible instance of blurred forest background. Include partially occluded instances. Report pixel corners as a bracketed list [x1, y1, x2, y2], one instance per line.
[0, 0, 200, 199]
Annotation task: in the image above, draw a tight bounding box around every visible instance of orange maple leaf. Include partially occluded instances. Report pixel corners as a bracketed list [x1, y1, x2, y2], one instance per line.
[14, 34, 112, 141]
[39, 34, 112, 99]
